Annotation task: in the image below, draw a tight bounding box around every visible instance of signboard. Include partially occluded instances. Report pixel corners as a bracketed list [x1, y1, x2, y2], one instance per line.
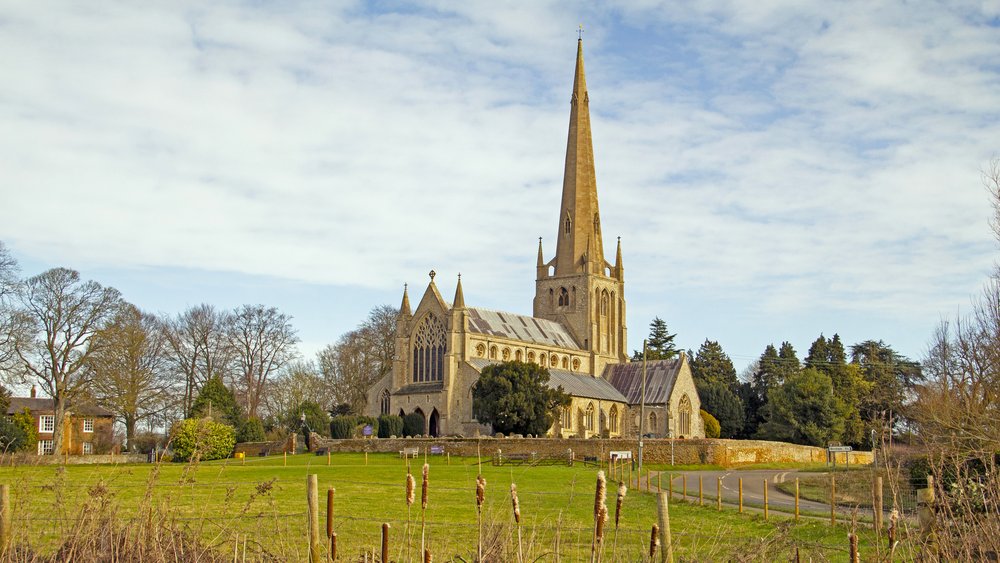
[362, 425, 373, 437]
[609, 450, 633, 460]
[827, 446, 852, 453]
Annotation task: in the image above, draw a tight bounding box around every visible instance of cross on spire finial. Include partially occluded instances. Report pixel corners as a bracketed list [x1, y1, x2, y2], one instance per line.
[578, 24, 584, 40]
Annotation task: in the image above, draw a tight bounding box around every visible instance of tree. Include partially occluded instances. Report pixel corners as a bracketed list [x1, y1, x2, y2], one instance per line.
[700, 410, 721, 439]
[87, 303, 175, 450]
[806, 333, 867, 446]
[319, 305, 397, 413]
[190, 376, 241, 428]
[631, 317, 678, 360]
[850, 339, 922, 428]
[163, 304, 234, 418]
[289, 400, 331, 438]
[756, 368, 845, 446]
[226, 304, 299, 420]
[170, 418, 236, 462]
[690, 340, 739, 391]
[0, 242, 22, 372]
[696, 382, 744, 438]
[10, 268, 122, 454]
[472, 361, 570, 436]
[260, 360, 333, 432]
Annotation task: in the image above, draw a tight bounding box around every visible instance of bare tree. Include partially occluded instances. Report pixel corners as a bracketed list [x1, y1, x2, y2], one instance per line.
[262, 359, 333, 431]
[11, 268, 122, 454]
[0, 241, 21, 372]
[87, 303, 176, 450]
[318, 305, 397, 413]
[163, 304, 234, 418]
[226, 304, 298, 420]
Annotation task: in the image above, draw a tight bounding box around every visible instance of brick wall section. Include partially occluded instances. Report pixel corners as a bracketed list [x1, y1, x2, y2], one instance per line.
[310, 437, 873, 467]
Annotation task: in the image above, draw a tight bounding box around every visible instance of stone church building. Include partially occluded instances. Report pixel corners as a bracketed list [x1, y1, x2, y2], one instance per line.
[366, 39, 702, 439]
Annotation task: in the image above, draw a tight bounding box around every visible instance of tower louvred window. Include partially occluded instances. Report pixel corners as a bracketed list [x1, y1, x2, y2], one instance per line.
[412, 313, 446, 383]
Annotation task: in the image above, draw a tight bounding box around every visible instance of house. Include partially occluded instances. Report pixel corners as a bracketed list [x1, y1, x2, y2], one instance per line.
[6, 386, 115, 455]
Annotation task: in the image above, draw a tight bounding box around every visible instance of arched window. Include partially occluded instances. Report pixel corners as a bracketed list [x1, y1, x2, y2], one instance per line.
[558, 287, 569, 307]
[609, 405, 619, 434]
[679, 395, 692, 437]
[561, 356, 569, 369]
[412, 313, 446, 383]
[490, 346, 497, 360]
[502, 348, 511, 361]
[380, 389, 391, 415]
[527, 351, 536, 363]
[572, 358, 581, 371]
[648, 411, 657, 434]
[564, 214, 572, 234]
[539, 353, 547, 366]
[600, 290, 610, 316]
[550, 354, 558, 367]
[593, 212, 600, 233]
[476, 343, 486, 357]
[585, 403, 595, 432]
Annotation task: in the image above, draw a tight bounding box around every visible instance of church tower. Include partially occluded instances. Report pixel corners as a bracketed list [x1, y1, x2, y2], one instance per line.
[534, 38, 628, 373]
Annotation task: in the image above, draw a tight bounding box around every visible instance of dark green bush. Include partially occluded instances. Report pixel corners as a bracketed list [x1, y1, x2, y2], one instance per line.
[378, 414, 403, 438]
[402, 412, 425, 437]
[329, 416, 357, 439]
[0, 416, 28, 452]
[237, 418, 266, 443]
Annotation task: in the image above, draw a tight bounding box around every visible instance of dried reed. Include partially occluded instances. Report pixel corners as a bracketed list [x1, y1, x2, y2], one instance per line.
[611, 483, 626, 559]
[510, 483, 522, 563]
[476, 474, 486, 563]
[420, 463, 429, 561]
[590, 471, 607, 563]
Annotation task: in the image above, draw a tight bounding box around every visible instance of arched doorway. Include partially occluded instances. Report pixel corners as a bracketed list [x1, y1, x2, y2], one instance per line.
[412, 408, 426, 437]
[429, 408, 440, 437]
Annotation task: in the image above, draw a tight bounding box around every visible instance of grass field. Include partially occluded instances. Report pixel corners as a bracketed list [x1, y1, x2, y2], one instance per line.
[0, 453, 909, 561]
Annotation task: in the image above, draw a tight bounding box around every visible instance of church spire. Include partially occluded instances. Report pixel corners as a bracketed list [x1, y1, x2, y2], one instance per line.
[399, 284, 411, 316]
[453, 274, 465, 309]
[554, 37, 605, 277]
[614, 236, 623, 281]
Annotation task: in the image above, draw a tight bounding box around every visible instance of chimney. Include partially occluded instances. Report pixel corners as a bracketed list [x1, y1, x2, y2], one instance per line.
[30, 385, 36, 398]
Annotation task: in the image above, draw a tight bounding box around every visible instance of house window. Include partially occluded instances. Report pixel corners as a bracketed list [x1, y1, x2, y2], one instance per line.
[38, 440, 54, 455]
[39, 415, 55, 433]
[83, 418, 94, 433]
[82, 442, 93, 455]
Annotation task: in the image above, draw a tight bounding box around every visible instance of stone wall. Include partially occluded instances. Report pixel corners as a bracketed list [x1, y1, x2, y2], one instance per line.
[234, 434, 296, 456]
[312, 436, 873, 467]
[4, 452, 147, 465]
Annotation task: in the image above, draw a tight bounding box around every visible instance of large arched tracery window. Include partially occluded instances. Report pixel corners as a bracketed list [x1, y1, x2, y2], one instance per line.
[412, 313, 446, 383]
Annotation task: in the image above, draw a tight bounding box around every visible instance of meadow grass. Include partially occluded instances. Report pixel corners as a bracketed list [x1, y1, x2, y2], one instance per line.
[0, 453, 909, 561]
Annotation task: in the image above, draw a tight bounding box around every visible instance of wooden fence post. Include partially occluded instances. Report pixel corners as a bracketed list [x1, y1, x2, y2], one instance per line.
[763, 479, 769, 520]
[657, 472, 661, 492]
[918, 475, 938, 557]
[330, 533, 337, 562]
[873, 475, 884, 532]
[830, 475, 836, 526]
[699, 476, 703, 506]
[0, 484, 10, 556]
[682, 475, 687, 501]
[849, 533, 859, 563]
[794, 478, 799, 521]
[738, 478, 743, 514]
[657, 493, 673, 563]
[307, 475, 322, 563]
[717, 477, 722, 511]
[327, 451, 331, 466]
[327, 487, 335, 539]
[668, 474, 673, 500]
[381, 523, 390, 563]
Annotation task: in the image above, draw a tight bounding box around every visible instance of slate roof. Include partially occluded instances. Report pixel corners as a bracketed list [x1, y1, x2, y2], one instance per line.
[466, 308, 581, 350]
[467, 358, 626, 402]
[392, 382, 444, 396]
[6, 397, 114, 417]
[603, 358, 681, 405]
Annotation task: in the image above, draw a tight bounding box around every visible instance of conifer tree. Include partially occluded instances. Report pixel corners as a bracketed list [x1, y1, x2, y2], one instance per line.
[631, 317, 678, 360]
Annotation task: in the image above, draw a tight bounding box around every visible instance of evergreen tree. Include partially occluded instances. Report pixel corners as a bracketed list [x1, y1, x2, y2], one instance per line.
[190, 376, 242, 428]
[472, 361, 571, 436]
[690, 340, 739, 391]
[850, 340, 922, 430]
[631, 317, 678, 360]
[806, 333, 867, 446]
[756, 368, 846, 447]
[696, 381, 744, 438]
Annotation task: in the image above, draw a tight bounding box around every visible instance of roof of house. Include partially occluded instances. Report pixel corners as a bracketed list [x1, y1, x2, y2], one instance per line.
[467, 358, 626, 403]
[603, 358, 682, 405]
[6, 397, 114, 417]
[466, 308, 581, 350]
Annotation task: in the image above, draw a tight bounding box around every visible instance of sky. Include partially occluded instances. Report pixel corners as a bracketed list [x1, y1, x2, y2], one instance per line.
[2, 1, 999, 375]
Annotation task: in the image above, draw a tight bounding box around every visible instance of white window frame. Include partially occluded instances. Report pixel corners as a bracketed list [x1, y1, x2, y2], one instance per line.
[82, 442, 93, 455]
[83, 418, 94, 433]
[39, 415, 55, 433]
[38, 439, 54, 455]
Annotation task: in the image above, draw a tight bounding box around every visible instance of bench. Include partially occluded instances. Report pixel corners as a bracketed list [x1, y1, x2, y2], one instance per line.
[430, 446, 445, 455]
[399, 447, 419, 458]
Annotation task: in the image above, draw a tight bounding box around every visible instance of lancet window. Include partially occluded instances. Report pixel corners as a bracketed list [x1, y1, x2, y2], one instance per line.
[411, 313, 446, 383]
[679, 395, 692, 437]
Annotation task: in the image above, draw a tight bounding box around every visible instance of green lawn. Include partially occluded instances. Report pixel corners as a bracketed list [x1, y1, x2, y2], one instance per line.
[0, 453, 909, 561]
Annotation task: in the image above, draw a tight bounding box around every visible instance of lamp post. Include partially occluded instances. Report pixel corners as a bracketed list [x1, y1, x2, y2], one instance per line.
[638, 339, 647, 476]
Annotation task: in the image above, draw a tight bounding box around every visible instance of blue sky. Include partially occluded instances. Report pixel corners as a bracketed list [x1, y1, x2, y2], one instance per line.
[2, 1, 999, 374]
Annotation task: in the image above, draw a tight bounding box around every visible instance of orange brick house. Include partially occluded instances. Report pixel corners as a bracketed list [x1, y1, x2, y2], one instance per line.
[6, 387, 115, 455]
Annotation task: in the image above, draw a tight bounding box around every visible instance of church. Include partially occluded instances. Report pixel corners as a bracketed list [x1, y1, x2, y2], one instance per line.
[365, 39, 703, 440]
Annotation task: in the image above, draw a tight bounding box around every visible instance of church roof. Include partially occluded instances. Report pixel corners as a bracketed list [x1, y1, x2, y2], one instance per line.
[467, 358, 626, 403]
[602, 358, 682, 405]
[466, 308, 581, 350]
[392, 382, 444, 396]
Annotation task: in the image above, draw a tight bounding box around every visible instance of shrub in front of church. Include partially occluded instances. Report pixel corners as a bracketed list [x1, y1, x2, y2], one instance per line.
[700, 409, 721, 439]
[378, 414, 404, 438]
[472, 361, 571, 437]
[403, 413, 425, 437]
[330, 416, 357, 439]
[170, 418, 236, 462]
[355, 415, 379, 437]
[237, 417, 266, 443]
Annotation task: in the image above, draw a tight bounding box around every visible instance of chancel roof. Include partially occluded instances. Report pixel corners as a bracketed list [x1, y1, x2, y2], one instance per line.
[467, 308, 581, 350]
[603, 358, 681, 405]
[467, 359, 626, 403]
